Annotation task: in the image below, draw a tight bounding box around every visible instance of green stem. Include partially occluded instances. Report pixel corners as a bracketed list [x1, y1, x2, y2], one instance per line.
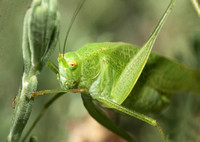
[8, 70, 38, 142]
[8, 0, 60, 141]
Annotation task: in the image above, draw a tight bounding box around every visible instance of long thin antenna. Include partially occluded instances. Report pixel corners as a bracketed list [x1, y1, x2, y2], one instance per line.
[62, 0, 86, 54]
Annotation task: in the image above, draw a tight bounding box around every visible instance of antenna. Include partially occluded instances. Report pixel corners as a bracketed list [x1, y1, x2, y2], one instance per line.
[62, 0, 86, 54]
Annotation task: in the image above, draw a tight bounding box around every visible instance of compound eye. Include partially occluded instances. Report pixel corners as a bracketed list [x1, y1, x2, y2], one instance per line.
[68, 61, 78, 70]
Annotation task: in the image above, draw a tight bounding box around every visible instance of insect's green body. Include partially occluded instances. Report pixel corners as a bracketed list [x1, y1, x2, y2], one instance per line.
[54, 1, 200, 140]
[58, 42, 200, 114]
[23, 0, 200, 141]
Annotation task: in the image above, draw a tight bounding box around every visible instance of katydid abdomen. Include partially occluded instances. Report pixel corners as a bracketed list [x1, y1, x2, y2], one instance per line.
[58, 42, 200, 114]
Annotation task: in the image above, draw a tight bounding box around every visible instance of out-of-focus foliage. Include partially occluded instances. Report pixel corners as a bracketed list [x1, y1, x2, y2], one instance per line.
[0, 0, 200, 142]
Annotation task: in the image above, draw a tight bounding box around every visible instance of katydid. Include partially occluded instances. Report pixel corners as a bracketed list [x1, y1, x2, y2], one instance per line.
[25, 0, 200, 141]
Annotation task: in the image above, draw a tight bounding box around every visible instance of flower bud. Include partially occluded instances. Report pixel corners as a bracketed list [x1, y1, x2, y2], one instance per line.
[23, 0, 60, 72]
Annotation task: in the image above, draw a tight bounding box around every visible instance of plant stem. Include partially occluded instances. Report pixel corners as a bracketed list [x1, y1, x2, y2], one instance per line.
[8, 69, 38, 142]
[7, 0, 60, 141]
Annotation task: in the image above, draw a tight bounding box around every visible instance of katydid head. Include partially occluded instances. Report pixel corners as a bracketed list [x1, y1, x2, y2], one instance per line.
[57, 0, 86, 89]
[57, 52, 81, 89]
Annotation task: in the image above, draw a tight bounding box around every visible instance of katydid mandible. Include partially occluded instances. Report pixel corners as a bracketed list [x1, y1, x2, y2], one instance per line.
[29, 0, 199, 141]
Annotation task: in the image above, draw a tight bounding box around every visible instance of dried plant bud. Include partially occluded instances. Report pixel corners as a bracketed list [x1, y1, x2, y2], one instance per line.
[23, 0, 60, 72]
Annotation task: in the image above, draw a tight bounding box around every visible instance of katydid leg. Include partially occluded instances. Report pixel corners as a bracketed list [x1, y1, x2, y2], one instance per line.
[47, 60, 59, 74]
[97, 97, 167, 142]
[111, 0, 176, 104]
[27, 89, 84, 97]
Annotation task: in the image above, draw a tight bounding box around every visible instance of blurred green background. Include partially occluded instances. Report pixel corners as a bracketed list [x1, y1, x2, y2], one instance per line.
[0, 0, 200, 141]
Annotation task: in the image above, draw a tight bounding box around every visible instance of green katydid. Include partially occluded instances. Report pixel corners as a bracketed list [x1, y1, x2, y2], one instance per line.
[23, 0, 200, 141]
